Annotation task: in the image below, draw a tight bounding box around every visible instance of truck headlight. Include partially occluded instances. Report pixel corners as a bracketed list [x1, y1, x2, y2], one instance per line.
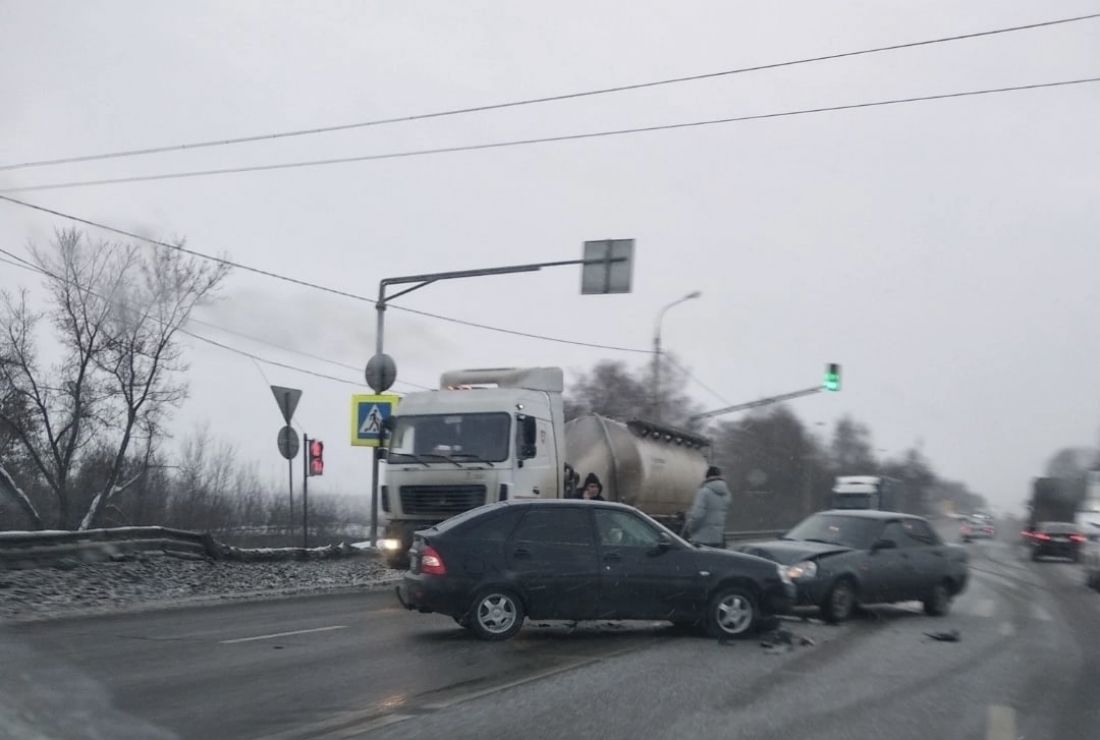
[785, 560, 818, 580]
[380, 538, 402, 551]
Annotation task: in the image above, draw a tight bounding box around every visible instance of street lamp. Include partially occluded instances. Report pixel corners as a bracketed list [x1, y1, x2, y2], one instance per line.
[652, 290, 701, 423]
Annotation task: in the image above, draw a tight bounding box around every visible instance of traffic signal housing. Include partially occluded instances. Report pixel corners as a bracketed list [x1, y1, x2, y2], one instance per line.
[824, 363, 842, 392]
[309, 440, 325, 476]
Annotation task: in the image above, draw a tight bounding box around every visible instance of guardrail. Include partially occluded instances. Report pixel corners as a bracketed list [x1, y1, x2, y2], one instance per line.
[0, 527, 369, 569]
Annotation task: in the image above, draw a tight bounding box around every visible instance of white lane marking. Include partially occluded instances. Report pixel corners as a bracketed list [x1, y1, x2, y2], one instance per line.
[986, 705, 1016, 740]
[998, 621, 1015, 637]
[219, 625, 348, 644]
[1031, 603, 1053, 622]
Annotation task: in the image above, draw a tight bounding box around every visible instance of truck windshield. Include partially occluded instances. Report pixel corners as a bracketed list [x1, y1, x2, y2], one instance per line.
[388, 413, 511, 463]
[832, 493, 874, 509]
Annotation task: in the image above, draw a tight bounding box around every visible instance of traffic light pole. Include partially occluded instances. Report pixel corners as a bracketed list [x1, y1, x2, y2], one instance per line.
[689, 386, 824, 424]
[302, 433, 310, 549]
[368, 254, 628, 548]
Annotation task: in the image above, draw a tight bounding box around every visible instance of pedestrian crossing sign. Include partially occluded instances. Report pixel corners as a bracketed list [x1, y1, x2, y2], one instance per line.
[350, 394, 399, 447]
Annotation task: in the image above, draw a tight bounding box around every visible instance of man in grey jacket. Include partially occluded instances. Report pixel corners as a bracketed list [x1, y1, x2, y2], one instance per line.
[685, 466, 731, 547]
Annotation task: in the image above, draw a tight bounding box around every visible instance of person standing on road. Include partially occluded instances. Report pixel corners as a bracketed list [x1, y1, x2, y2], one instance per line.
[685, 466, 731, 547]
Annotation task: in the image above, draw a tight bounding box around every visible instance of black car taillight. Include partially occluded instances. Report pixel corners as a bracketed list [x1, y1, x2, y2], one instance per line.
[381, 485, 390, 513]
[421, 545, 446, 575]
[499, 483, 509, 501]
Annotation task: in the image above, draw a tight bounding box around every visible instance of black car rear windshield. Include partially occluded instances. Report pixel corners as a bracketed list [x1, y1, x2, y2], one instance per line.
[1038, 522, 1079, 534]
[428, 503, 506, 533]
[785, 513, 881, 549]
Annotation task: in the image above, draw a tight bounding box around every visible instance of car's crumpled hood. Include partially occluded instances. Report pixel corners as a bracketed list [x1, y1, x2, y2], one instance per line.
[735, 539, 853, 565]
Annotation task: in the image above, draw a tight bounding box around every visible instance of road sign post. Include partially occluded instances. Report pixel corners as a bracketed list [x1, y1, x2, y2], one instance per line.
[352, 394, 400, 547]
[271, 386, 302, 536]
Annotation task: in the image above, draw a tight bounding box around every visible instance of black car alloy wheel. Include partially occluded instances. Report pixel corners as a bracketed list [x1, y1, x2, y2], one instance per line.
[469, 589, 526, 641]
[706, 586, 758, 638]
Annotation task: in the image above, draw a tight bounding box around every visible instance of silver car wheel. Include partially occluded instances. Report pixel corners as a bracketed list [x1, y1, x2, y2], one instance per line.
[476, 593, 518, 634]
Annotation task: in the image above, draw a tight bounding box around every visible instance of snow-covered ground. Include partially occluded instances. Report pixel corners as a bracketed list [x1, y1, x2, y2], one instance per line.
[0, 553, 404, 623]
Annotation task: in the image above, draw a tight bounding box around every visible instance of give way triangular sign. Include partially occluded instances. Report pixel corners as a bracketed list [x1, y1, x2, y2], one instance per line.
[270, 385, 302, 424]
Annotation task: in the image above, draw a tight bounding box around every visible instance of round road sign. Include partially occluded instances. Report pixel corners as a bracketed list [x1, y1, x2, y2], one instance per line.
[365, 352, 397, 393]
[277, 425, 300, 460]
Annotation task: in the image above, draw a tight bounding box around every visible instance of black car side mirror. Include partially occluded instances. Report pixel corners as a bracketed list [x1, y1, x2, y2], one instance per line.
[871, 538, 897, 553]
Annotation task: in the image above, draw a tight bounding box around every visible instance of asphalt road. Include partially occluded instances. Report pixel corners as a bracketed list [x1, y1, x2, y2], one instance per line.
[3, 533, 1098, 740]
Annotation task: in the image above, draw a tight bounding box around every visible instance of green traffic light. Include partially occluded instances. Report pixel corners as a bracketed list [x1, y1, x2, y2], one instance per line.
[824, 363, 841, 392]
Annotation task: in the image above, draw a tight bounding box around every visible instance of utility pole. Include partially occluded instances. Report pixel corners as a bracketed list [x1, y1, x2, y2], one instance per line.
[652, 291, 701, 423]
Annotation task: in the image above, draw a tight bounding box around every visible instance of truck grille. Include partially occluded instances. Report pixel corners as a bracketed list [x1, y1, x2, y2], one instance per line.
[399, 485, 487, 515]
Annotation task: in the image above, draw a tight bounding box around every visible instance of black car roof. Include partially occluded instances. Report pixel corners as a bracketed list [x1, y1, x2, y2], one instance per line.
[498, 499, 637, 511]
[816, 509, 927, 521]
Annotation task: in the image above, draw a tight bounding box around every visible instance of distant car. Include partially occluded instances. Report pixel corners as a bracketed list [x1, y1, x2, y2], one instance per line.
[738, 510, 969, 623]
[960, 516, 996, 542]
[395, 499, 795, 641]
[1024, 521, 1085, 562]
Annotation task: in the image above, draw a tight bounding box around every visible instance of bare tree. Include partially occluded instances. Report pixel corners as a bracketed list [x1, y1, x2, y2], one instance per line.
[565, 354, 703, 428]
[829, 415, 878, 474]
[0, 229, 228, 530]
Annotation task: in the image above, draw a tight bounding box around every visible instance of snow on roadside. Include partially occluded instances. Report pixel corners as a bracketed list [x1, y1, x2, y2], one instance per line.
[0, 553, 404, 623]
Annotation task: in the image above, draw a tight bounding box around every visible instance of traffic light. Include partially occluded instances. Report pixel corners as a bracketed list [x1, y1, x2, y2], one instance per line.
[823, 363, 842, 392]
[309, 440, 324, 476]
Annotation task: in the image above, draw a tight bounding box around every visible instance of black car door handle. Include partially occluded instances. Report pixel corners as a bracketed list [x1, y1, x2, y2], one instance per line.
[513, 548, 532, 559]
[603, 552, 622, 563]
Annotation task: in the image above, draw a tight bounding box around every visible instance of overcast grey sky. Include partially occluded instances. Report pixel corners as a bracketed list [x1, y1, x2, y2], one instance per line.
[2, 1, 1098, 515]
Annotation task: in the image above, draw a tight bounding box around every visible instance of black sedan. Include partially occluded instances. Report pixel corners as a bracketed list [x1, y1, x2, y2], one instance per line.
[396, 499, 796, 641]
[738, 510, 969, 623]
[1024, 521, 1086, 562]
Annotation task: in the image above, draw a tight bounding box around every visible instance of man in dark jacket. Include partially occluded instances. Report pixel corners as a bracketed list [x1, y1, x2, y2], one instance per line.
[579, 472, 606, 501]
[685, 466, 731, 547]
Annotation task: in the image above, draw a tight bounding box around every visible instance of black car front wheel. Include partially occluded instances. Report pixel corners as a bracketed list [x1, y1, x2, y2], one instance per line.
[468, 589, 525, 641]
[923, 581, 952, 616]
[705, 586, 759, 639]
[821, 579, 857, 624]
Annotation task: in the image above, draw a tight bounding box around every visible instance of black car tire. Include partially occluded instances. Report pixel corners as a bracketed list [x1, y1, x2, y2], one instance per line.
[705, 586, 759, 639]
[923, 580, 952, 617]
[821, 579, 857, 624]
[467, 588, 525, 641]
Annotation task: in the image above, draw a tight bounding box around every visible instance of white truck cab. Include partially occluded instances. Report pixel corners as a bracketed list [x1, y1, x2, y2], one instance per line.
[380, 368, 565, 565]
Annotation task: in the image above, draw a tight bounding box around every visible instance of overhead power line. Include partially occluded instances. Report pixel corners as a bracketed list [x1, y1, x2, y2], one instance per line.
[0, 247, 425, 391]
[3, 243, 734, 401]
[0, 195, 654, 354]
[2, 12, 1097, 172]
[4, 76, 1097, 194]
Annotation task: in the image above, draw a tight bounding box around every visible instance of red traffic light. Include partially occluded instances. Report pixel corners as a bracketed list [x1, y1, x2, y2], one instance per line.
[309, 440, 324, 476]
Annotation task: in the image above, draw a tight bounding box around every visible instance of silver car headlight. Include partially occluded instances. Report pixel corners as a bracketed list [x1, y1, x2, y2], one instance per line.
[777, 563, 793, 586]
[785, 560, 818, 580]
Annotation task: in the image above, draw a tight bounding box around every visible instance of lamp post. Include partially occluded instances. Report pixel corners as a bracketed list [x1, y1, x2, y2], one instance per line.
[652, 290, 701, 423]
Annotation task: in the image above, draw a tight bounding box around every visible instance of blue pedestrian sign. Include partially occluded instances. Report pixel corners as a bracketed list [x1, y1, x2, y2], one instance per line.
[350, 394, 399, 447]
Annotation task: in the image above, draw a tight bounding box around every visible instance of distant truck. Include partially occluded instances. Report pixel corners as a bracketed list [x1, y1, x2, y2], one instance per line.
[1027, 477, 1078, 532]
[378, 367, 711, 567]
[830, 476, 901, 511]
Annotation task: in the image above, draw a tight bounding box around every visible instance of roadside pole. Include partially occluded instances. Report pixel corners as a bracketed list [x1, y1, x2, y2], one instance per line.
[302, 433, 309, 549]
